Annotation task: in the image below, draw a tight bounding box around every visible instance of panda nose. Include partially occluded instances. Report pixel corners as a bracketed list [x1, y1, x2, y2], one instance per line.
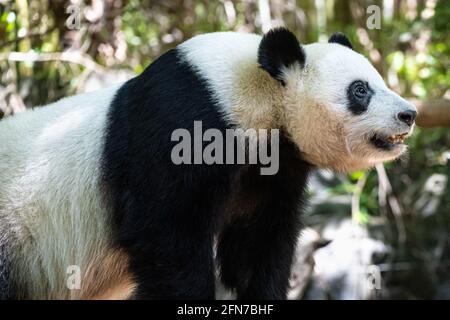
[397, 110, 417, 126]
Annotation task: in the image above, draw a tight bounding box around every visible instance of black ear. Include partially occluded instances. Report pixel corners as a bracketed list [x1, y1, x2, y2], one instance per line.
[328, 32, 353, 50]
[258, 27, 306, 84]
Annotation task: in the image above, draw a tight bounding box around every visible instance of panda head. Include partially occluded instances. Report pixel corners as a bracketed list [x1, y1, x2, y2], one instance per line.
[258, 28, 417, 172]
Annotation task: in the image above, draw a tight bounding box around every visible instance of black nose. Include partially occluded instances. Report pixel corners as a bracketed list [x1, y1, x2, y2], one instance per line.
[397, 110, 417, 126]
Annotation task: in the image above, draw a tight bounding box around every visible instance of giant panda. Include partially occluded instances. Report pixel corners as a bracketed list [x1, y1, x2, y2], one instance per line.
[0, 28, 416, 300]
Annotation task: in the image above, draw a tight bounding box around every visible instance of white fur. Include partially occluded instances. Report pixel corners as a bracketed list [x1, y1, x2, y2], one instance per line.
[0, 30, 416, 299]
[0, 85, 121, 298]
[178, 32, 263, 122]
[291, 43, 416, 170]
[179, 32, 416, 171]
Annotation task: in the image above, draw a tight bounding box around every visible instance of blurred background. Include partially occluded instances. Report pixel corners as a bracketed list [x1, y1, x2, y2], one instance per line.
[0, 0, 449, 299]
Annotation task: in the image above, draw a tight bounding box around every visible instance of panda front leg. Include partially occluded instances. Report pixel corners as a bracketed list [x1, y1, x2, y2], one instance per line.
[217, 160, 310, 300]
[217, 204, 301, 300]
[119, 191, 218, 300]
[128, 230, 216, 300]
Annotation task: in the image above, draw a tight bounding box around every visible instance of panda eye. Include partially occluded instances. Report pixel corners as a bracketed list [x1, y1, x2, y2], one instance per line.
[347, 80, 373, 114]
[353, 82, 368, 99]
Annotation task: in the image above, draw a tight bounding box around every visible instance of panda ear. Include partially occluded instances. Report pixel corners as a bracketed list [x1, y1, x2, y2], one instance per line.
[258, 27, 306, 85]
[328, 32, 353, 50]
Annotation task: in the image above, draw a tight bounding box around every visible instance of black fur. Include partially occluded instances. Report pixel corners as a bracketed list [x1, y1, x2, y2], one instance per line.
[0, 242, 14, 299]
[102, 47, 311, 299]
[347, 80, 374, 115]
[328, 32, 353, 50]
[217, 137, 311, 299]
[103, 49, 233, 299]
[258, 27, 306, 85]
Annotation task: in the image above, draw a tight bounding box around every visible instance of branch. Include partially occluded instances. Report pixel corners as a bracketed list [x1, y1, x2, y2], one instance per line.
[411, 99, 450, 128]
[0, 51, 105, 73]
[0, 27, 57, 48]
[351, 173, 367, 223]
[376, 163, 406, 245]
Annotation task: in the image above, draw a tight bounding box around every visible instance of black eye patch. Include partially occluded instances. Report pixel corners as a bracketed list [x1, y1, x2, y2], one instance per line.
[347, 80, 374, 115]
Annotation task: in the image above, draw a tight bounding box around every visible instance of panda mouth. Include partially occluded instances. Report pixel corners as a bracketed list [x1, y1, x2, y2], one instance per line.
[370, 132, 409, 150]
